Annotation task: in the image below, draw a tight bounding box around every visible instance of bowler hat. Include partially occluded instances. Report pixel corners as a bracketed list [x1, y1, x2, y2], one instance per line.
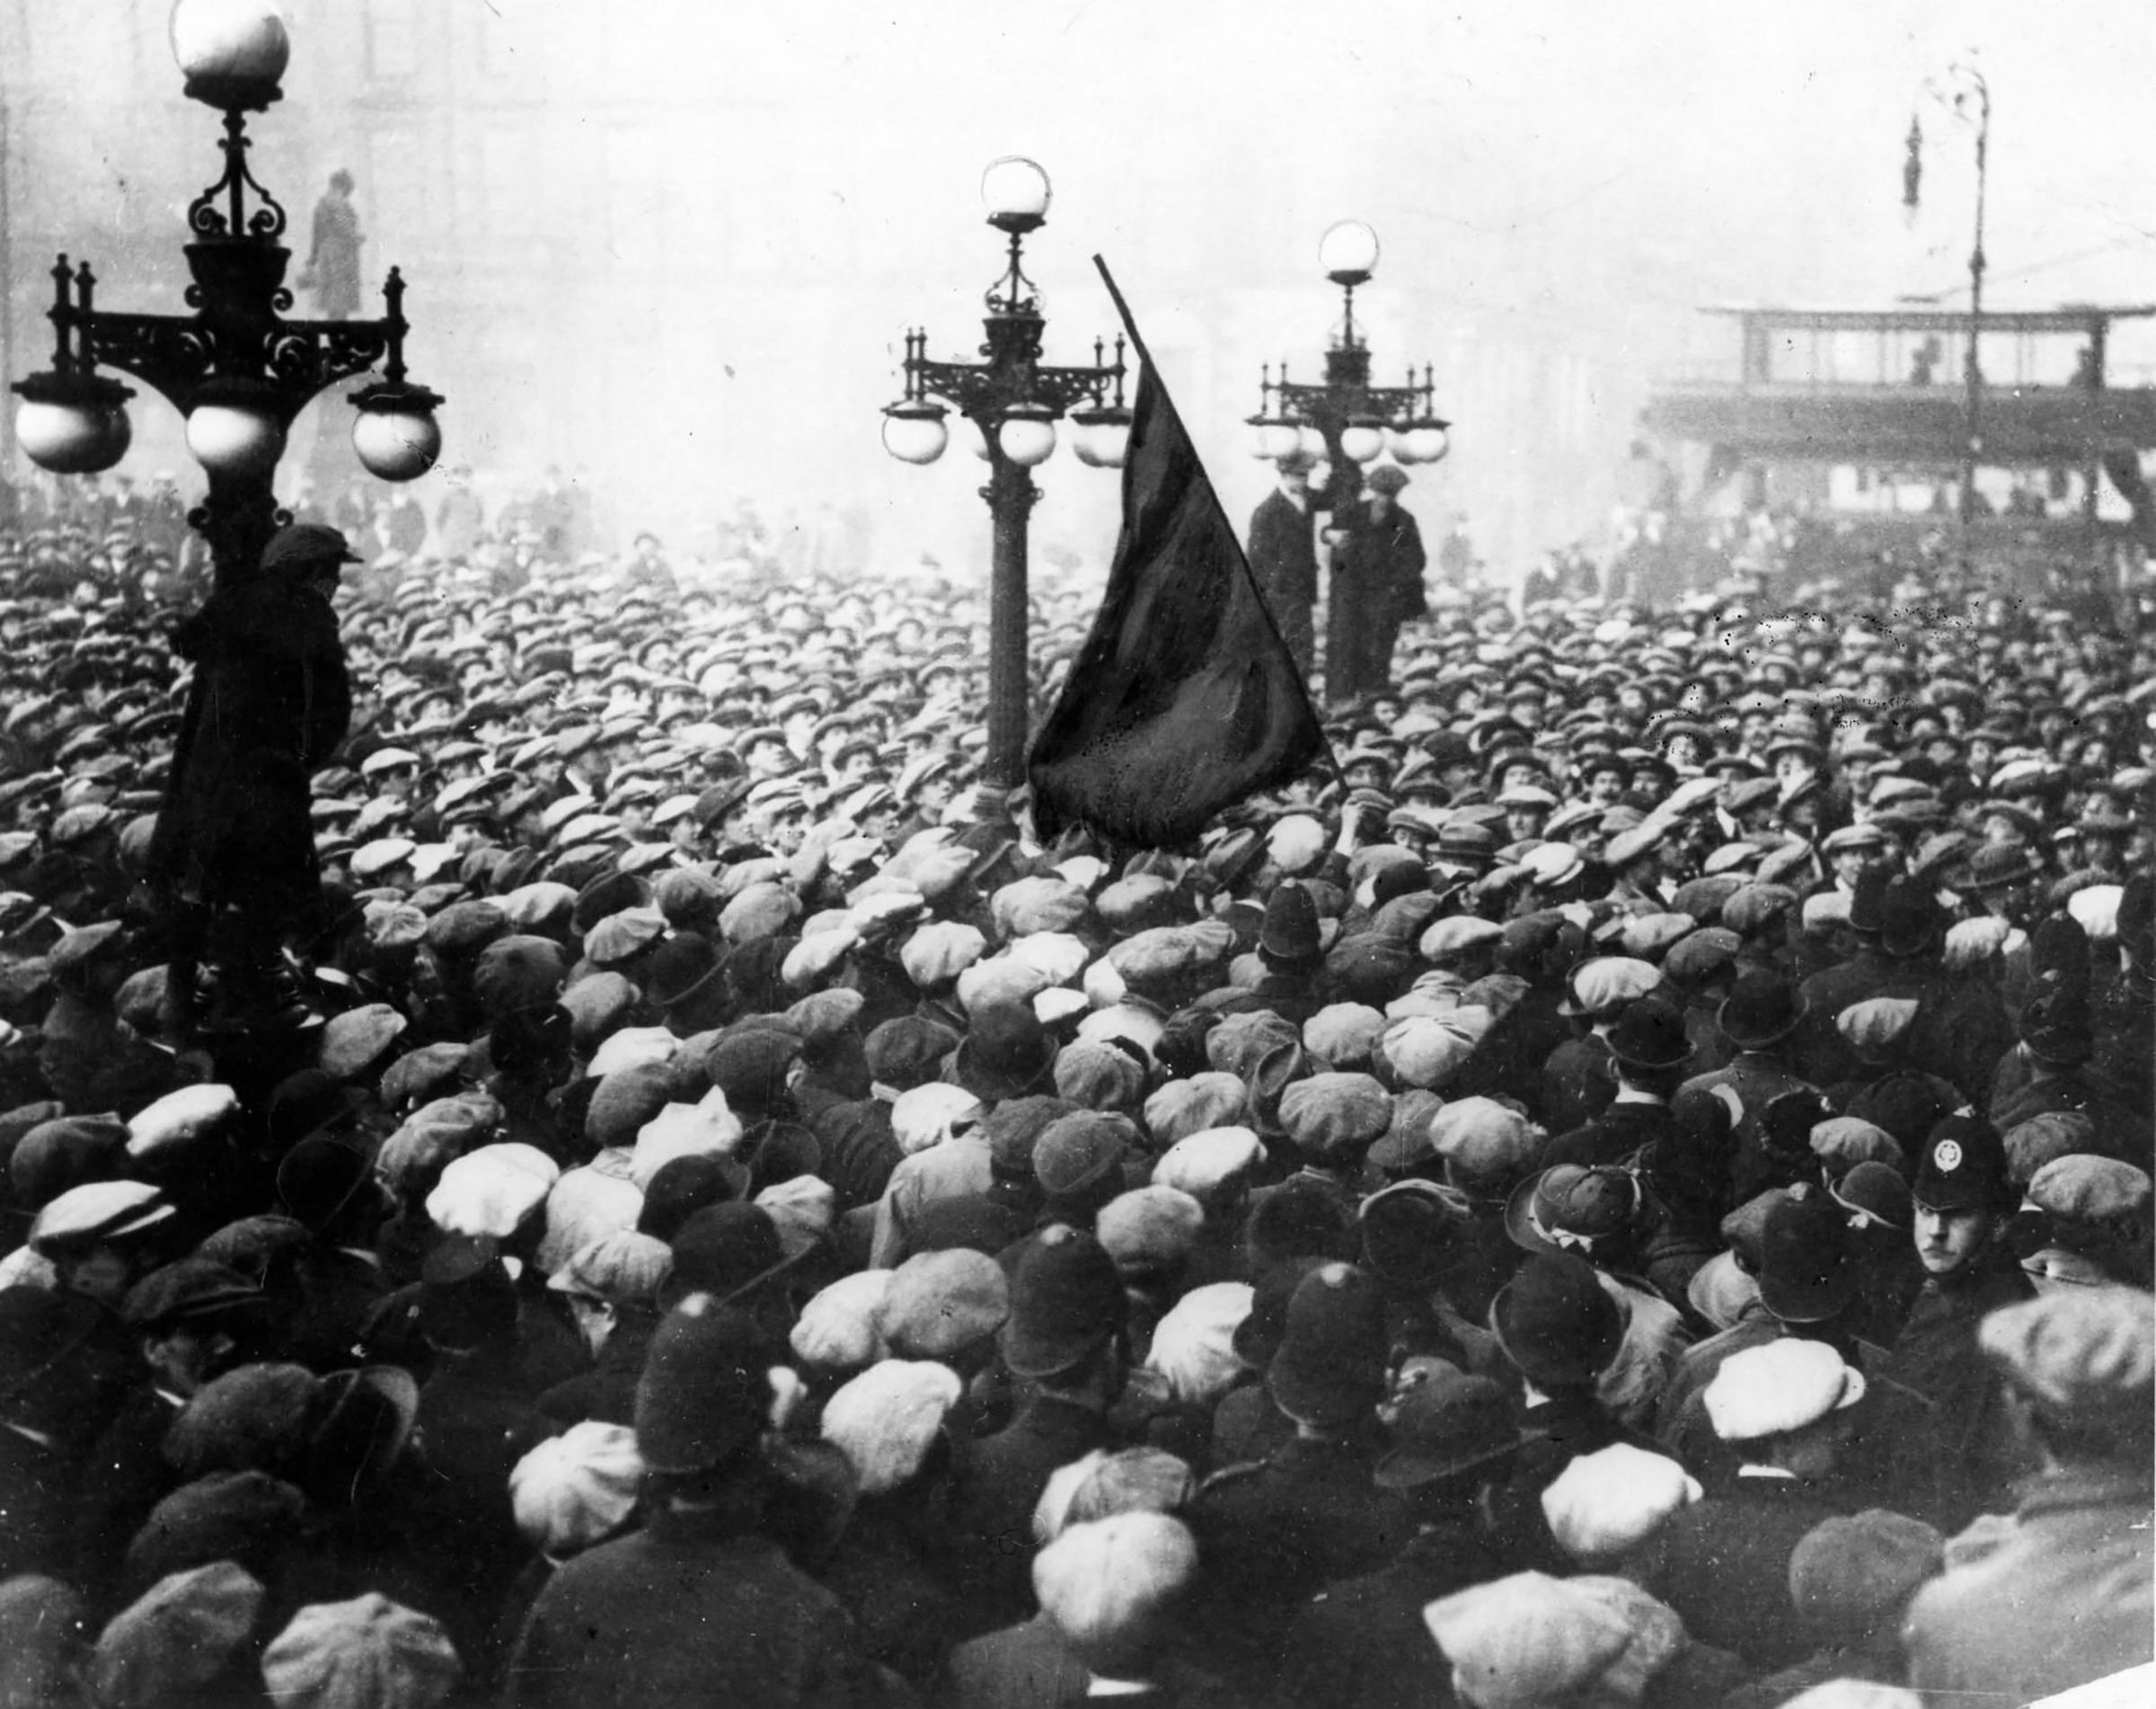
[292, 1367, 419, 1508]
[1604, 997, 1691, 1072]
[1003, 1224, 1126, 1378]
[1374, 1368, 1517, 1490]
[1756, 1190, 1859, 1324]
[1716, 970, 1807, 1051]
[646, 933, 725, 1012]
[953, 1001, 1058, 1103]
[1489, 1253, 1624, 1387]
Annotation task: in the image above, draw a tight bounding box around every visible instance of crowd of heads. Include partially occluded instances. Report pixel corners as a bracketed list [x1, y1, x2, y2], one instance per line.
[0, 490, 2150, 1706]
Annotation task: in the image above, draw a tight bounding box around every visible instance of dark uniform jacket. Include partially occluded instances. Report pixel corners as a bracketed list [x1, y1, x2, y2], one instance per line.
[1188, 1435, 1414, 1687]
[1853, 1255, 2038, 1534]
[1275, 1519, 1508, 1709]
[943, 1394, 1118, 1634]
[507, 1509, 895, 1709]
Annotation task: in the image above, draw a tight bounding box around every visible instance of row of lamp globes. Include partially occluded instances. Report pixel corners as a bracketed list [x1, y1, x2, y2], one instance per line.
[881, 401, 1132, 470]
[1247, 412, 1450, 467]
[14, 385, 442, 484]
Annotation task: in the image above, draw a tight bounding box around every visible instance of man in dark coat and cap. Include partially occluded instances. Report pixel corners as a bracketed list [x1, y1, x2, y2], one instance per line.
[145, 522, 358, 1032]
[1325, 464, 1427, 708]
[1245, 451, 1323, 678]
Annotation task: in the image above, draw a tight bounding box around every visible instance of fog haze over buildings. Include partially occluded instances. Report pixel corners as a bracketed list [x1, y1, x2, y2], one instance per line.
[4, 0, 2153, 580]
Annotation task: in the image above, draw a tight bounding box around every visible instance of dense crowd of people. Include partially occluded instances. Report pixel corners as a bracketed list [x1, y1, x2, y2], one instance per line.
[0, 478, 2149, 1709]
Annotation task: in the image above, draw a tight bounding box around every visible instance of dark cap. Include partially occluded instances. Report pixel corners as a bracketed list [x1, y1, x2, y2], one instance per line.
[119, 1259, 261, 1333]
[1002, 1224, 1126, 1378]
[261, 523, 361, 577]
[864, 1015, 960, 1091]
[1789, 1510, 1946, 1642]
[1912, 1115, 2012, 1213]
[1034, 1112, 1133, 1200]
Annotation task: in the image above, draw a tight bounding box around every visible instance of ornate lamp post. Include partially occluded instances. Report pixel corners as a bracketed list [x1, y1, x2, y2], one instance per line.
[881, 156, 1130, 809]
[1906, 64, 1990, 532]
[8, 0, 444, 584]
[1245, 220, 1448, 509]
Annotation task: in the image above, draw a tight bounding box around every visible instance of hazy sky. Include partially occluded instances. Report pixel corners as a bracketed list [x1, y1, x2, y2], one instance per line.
[9, 0, 2156, 569]
[411, 0, 2156, 561]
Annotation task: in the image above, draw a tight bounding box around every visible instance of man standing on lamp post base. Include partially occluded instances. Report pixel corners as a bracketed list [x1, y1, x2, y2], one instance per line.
[1246, 448, 1324, 683]
[1327, 463, 1427, 709]
[145, 522, 358, 1035]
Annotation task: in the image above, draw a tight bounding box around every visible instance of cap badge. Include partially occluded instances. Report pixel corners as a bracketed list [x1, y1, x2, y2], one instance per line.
[1934, 1138, 1963, 1173]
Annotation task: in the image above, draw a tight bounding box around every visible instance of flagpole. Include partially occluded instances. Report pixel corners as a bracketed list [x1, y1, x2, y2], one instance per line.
[1090, 254, 1348, 797]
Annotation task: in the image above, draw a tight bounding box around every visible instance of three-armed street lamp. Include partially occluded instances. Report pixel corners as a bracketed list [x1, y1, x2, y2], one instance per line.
[1245, 220, 1448, 509]
[8, 0, 445, 585]
[1906, 63, 1990, 532]
[881, 156, 1130, 811]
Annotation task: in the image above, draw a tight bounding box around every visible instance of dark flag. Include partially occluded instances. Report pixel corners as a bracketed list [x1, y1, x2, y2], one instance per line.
[1027, 262, 1328, 846]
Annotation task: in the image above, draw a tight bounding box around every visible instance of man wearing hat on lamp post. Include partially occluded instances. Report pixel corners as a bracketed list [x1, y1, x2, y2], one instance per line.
[144, 521, 361, 1035]
[1325, 463, 1427, 710]
[1246, 449, 1324, 680]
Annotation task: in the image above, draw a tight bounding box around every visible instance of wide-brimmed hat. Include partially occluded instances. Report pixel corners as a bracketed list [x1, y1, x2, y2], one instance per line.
[1755, 1190, 1860, 1324]
[1374, 1368, 1517, 1490]
[292, 1367, 419, 1508]
[1505, 1164, 1645, 1260]
[1604, 997, 1691, 1072]
[1489, 1253, 1624, 1388]
[1716, 970, 1807, 1051]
